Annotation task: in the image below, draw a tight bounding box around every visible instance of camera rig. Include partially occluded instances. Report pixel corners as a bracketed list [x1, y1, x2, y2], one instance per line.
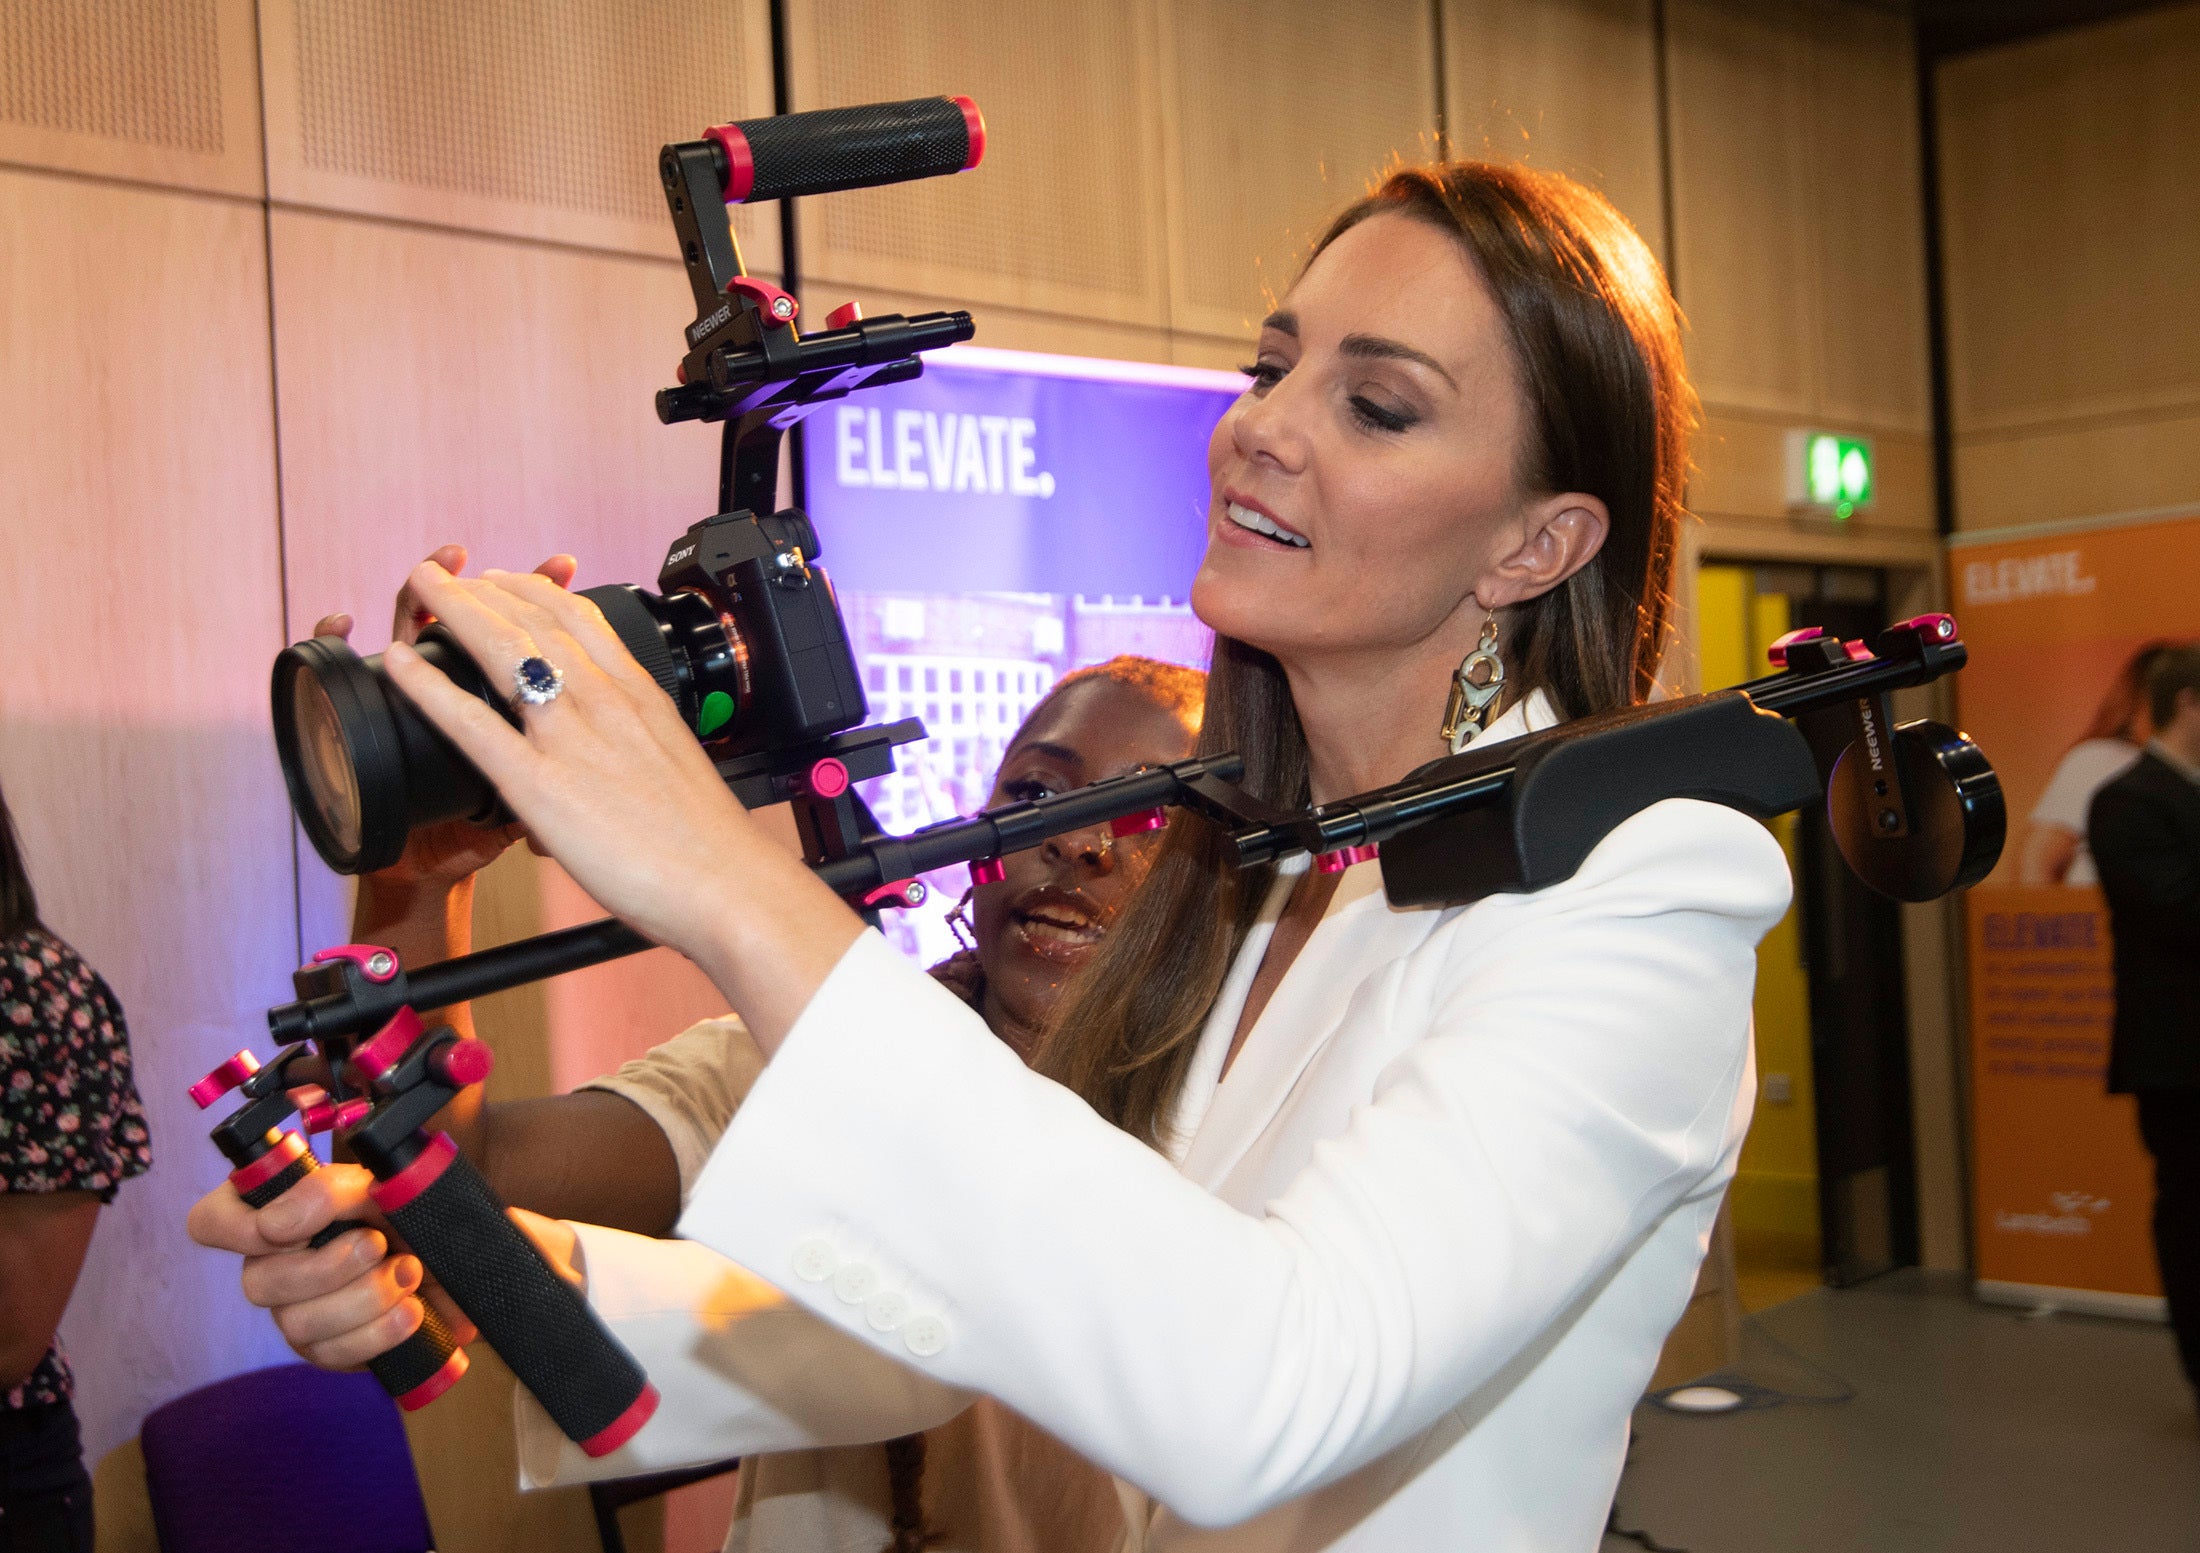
[219, 95, 2007, 1458]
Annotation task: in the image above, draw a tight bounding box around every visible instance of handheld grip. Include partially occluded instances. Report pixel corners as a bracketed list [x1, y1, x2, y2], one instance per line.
[231, 1139, 469, 1411]
[707, 95, 983, 204]
[370, 1134, 657, 1457]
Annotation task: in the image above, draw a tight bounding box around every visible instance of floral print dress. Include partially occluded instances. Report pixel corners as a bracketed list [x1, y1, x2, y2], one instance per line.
[0, 928, 151, 1412]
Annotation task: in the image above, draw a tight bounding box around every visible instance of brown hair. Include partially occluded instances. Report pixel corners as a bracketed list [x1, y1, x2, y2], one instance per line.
[0, 779, 40, 940]
[2146, 642, 2200, 730]
[1034, 161, 1695, 1147]
[2077, 640, 2180, 745]
[1023, 654, 1207, 739]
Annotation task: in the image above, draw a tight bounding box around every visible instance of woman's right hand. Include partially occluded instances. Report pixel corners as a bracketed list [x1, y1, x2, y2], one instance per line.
[185, 1166, 476, 1371]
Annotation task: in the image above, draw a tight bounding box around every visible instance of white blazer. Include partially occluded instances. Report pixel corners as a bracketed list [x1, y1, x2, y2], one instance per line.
[520, 694, 1791, 1552]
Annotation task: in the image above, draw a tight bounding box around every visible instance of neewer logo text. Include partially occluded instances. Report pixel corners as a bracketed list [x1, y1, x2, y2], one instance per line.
[835, 407, 1056, 497]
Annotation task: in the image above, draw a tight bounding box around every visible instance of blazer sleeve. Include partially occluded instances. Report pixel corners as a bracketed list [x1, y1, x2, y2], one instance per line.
[513, 1223, 972, 1488]
[664, 797, 1788, 1527]
[2089, 780, 2200, 952]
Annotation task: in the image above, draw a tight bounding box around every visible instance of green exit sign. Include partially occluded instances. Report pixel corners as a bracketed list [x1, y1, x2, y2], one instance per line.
[1784, 431, 1874, 519]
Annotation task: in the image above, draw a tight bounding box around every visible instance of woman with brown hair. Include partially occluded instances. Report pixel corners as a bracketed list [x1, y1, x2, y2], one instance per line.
[217, 160, 1788, 1551]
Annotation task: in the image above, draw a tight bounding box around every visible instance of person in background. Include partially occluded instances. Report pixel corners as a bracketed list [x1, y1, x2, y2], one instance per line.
[0, 781, 152, 1553]
[191, 562, 1201, 1553]
[2090, 642, 2200, 1415]
[2018, 640, 2178, 885]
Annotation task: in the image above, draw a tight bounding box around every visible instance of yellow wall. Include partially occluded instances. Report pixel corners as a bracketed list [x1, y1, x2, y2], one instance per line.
[1697, 567, 1822, 1269]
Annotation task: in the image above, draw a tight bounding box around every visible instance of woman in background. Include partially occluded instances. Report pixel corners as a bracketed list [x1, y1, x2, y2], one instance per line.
[2019, 640, 2182, 885]
[0, 781, 151, 1553]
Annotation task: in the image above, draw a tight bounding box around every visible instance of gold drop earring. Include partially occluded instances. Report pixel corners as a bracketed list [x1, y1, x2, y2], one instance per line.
[1441, 612, 1506, 754]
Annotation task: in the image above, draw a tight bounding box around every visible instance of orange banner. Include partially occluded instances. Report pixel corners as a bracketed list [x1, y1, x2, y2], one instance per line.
[1953, 510, 2200, 1306]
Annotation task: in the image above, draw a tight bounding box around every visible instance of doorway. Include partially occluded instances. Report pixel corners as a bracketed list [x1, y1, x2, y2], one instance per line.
[1698, 562, 1921, 1304]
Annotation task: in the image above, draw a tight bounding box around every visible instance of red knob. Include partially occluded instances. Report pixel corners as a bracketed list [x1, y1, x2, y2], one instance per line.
[825, 301, 864, 330]
[190, 1051, 261, 1109]
[1766, 627, 1828, 668]
[301, 1097, 370, 1135]
[1315, 843, 1381, 875]
[728, 276, 799, 328]
[1891, 612, 1958, 643]
[969, 858, 1006, 886]
[1109, 807, 1167, 838]
[430, 1040, 494, 1089]
[351, 1007, 426, 1084]
[311, 944, 402, 983]
[805, 758, 851, 799]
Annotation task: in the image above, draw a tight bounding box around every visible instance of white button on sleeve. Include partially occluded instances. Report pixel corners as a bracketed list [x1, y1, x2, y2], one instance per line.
[863, 1290, 909, 1332]
[902, 1314, 949, 1358]
[832, 1262, 880, 1304]
[790, 1236, 839, 1283]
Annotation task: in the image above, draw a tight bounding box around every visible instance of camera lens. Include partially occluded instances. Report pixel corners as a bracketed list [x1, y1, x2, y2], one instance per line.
[289, 669, 364, 859]
[270, 584, 743, 875]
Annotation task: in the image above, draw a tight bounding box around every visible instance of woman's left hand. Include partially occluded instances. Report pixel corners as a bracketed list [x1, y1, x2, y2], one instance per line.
[382, 559, 864, 1048]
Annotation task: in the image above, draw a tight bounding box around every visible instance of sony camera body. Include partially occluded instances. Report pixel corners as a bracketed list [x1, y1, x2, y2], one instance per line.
[650, 507, 865, 755]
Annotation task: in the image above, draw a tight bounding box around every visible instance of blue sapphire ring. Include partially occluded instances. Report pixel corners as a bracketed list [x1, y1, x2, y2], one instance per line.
[512, 655, 566, 707]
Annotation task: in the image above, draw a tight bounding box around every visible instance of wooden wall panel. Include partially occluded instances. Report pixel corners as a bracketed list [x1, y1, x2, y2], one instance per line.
[1802, 1, 1929, 433]
[1953, 409, 2200, 533]
[1938, 4, 2200, 438]
[1441, 0, 1667, 264]
[1666, 0, 1818, 417]
[1667, 0, 1929, 433]
[0, 168, 294, 1464]
[1162, 0, 1439, 342]
[0, 0, 263, 197]
[259, 0, 777, 264]
[786, 0, 1171, 328]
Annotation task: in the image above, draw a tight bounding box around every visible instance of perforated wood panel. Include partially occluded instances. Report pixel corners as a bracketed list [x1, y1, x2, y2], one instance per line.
[0, 0, 263, 195]
[1667, 0, 1929, 431]
[786, 0, 1170, 327]
[0, 166, 293, 1462]
[260, 0, 777, 263]
[1938, 4, 2200, 437]
[1441, 0, 1666, 266]
[1163, 0, 1438, 342]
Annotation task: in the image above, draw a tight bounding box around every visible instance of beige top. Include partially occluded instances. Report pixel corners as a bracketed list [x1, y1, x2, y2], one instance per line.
[583, 1019, 1121, 1553]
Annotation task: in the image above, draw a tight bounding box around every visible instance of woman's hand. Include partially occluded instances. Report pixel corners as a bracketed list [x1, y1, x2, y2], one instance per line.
[185, 1167, 478, 1371]
[380, 559, 864, 1050]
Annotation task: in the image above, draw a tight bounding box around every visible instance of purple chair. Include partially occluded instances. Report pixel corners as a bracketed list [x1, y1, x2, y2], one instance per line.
[139, 1362, 434, 1553]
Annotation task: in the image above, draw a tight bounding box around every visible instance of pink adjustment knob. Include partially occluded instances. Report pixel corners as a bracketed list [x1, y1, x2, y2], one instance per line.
[350, 1007, 426, 1084]
[825, 301, 864, 330]
[969, 858, 1006, 887]
[190, 1050, 262, 1109]
[1846, 639, 1874, 661]
[312, 944, 401, 982]
[728, 276, 799, 327]
[1891, 612, 1959, 643]
[301, 1097, 371, 1135]
[805, 758, 850, 799]
[1766, 627, 1828, 668]
[1109, 807, 1167, 838]
[862, 879, 926, 909]
[430, 1040, 495, 1089]
[1315, 843, 1381, 875]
